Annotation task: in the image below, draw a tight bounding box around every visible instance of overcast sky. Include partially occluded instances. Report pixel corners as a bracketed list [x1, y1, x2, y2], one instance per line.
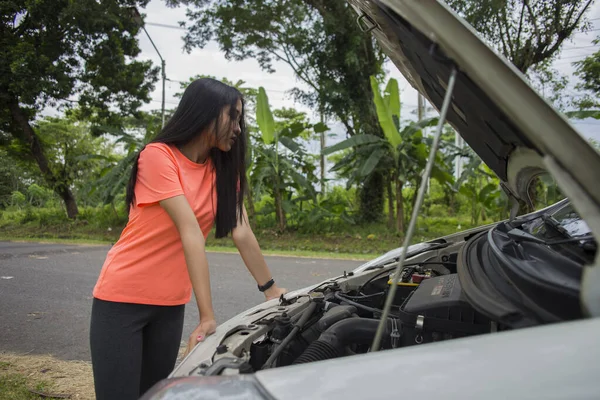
[134, 0, 600, 147]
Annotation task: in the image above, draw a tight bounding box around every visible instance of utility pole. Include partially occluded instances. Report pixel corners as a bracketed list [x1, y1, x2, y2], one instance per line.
[454, 131, 464, 180]
[130, 7, 166, 128]
[418, 94, 431, 194]
[319, 106, 326, 195]
[161, 59, 166, 128]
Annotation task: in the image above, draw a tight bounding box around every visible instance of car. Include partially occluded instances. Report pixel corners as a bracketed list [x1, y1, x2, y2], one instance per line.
[141, 0, 600, 399]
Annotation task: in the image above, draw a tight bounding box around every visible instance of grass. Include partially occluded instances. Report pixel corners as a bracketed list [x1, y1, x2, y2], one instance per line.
[0, 206, 490, 260]
[0, 372, 48, 400]
[0, 235, 373, 260]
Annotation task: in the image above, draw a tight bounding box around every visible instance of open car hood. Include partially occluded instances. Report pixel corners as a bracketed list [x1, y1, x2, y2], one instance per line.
[346, 0, 600, 215]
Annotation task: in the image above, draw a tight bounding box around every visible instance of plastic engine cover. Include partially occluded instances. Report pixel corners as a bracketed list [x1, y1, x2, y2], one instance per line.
[403, 274, 467, 314]
[401, 274, 490, 345]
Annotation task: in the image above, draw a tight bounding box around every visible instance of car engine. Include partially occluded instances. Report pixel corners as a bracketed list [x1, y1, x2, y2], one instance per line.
[238, 250, 497, 371]
[180, 203, 594, 377]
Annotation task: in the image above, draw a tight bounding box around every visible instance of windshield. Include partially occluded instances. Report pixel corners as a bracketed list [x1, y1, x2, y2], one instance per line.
[550, 203, 592, 238]
[529, 173, 566, 212]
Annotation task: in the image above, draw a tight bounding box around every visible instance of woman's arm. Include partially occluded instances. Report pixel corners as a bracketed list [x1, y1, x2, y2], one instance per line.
[160, 195, 217, 348]
[232, 205, 286, 300]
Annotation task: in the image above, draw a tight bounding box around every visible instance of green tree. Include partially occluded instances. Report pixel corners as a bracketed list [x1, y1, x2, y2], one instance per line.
[0, 148, 34, 208]
[167, 0, 387, 222]
[447, 0, 594, 104]
[569, 36, 600, 117]
[324, 78, 453, 233]
[88, 111, 163, 213]
[456, 160, 503, 225]
[0, 0, 159, 218]
[253, 88, 321, 232]
[446, 1, 595, 212]
[175, 75, 259, 112]
[8, 116, 115, 207]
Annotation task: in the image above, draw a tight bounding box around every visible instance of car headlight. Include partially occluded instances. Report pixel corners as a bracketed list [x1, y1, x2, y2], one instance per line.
[140, 375, 272, 400]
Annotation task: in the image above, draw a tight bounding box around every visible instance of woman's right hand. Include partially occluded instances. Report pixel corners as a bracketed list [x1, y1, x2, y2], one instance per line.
[183, 319, 217, 358]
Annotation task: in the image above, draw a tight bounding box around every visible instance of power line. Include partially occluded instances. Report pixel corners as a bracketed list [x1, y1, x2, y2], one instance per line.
[562, 45, 598, 52]
[572, 121, 600, 125]
[150, 99, 179, 106]
[146, 18, 600, 32]
[146, 22, 186, 31]
[166, 78, 292, 94]
[575, 27, 600, 34]
[561, 53, 596, 60]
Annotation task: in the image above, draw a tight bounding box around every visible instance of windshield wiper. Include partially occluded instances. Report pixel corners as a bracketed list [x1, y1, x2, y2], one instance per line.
[507, 228, 594, 246]
[542, 215, 572, 238]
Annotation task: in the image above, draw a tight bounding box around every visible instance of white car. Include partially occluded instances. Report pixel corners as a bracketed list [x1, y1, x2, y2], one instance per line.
[141, 1, 600, 399]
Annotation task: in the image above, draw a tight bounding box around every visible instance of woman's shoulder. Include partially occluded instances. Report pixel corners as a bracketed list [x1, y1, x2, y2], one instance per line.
[140, 143, 177, 161]
[143, 142, 174, 154]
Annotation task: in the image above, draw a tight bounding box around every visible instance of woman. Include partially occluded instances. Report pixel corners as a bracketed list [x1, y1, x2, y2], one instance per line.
[89, 78, 286, 400]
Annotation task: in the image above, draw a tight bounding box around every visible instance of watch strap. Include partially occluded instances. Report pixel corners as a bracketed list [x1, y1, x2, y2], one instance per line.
[258, 278, 275, 292]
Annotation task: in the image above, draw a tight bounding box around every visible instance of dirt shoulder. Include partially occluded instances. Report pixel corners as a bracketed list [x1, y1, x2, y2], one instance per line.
[0, 352, 94, 400]
[0, 344, 189, 400]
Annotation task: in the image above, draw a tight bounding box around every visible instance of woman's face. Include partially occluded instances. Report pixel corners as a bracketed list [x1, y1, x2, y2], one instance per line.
[214, 98, 243, 152]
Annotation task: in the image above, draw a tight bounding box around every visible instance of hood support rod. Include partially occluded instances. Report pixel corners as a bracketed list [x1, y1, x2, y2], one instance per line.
[371, 67, 458, 352]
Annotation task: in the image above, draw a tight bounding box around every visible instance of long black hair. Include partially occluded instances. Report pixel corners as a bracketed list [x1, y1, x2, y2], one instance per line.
[125, 78, 247, 238]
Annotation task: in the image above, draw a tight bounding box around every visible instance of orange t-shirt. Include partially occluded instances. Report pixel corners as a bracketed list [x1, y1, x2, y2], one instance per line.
[92, 143, 217, 306]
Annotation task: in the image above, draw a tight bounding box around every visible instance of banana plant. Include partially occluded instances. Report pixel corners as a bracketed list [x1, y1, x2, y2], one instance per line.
[324, 77, 452, 233]
[451, 155, 505, 224]
[253, 87, 320, 232]
[87, 112, 160, 209]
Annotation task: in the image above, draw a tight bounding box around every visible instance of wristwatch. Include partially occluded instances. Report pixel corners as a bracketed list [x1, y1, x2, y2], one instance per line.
[258, 278, 275, 292]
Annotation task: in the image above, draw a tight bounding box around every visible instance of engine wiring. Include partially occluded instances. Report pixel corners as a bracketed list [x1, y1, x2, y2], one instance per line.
[334, 292, 398, 318]
[357, 261, 457, 294]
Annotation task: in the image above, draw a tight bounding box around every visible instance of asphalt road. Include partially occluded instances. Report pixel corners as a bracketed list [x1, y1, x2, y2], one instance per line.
[0, 241, 364, 361]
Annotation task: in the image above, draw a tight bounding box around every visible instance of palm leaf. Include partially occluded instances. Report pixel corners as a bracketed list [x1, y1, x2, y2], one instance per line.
[400, 117, 439, 139]
[279, 136, 303, 154]
[384, 78, 400, 118]
[370, 76, 401, 149]
[256, 87, 276, 144]
[478, 183, 499, 203]
[359, 148, 386, 177]
[322, 134, 383, 155]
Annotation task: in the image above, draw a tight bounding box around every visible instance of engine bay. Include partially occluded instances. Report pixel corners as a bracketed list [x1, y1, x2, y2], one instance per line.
[183, 240, 496, 376]
[180, 201, 595, 377]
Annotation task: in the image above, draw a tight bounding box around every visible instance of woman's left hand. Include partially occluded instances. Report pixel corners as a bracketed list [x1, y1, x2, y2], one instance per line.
[264, 285, 287, 301]
[183, 319, 217, 358]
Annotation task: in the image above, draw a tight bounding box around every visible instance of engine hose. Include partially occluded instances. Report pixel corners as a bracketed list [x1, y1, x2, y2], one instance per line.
[292, 340, 340, 364]
[293, 318, 392, 365]
[262, 301, 318, 369]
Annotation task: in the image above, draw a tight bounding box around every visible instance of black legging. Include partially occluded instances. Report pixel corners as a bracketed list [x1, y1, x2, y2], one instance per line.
[89, 298, 185, 400]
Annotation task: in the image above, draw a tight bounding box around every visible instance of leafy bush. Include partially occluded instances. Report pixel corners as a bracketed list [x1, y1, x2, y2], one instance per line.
[79, 204, 128, 229]
[428, 204, 449, 218]
[10, 191, 26, 207]
[27, 184, 53, 207]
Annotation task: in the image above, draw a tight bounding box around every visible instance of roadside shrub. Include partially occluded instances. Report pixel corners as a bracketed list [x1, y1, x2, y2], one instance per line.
[27, 184, 53, 207]
[36, 208, 69, 226]
[79, 204, 127, 229]
[428, 204, 448, 217]
[10, 191, 26, 207]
